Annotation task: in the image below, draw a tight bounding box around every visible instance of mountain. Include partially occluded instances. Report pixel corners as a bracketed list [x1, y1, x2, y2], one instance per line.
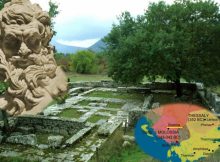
[51, 39, 106, 54]
[51, 41, 86, 54]
[88, 39, 106, 52]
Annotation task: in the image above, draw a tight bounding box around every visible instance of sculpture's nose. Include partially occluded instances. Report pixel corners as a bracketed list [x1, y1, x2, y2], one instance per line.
[18, 42, 31, 56]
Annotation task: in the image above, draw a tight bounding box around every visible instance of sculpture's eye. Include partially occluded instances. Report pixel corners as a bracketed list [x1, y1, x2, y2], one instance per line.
[25, 32, 41, 53]
[3, 34, 21, 52]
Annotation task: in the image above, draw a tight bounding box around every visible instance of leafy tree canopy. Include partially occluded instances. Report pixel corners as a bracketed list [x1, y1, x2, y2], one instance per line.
[72, 50, 98, 74]
[0, 0, 10, 10]
[104, 0, 220, 96]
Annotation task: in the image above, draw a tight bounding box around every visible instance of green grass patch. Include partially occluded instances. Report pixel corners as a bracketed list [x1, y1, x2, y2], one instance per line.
[111, 144, 159, 162]
[36, 133, 50, 144]
[85, 91, 145, 101]
[91, 128, 158, 162]
[0, 156, 40, 162]
[77, 100, 91, 106]
[106, 102, 124, 108]
[98, 109, 117, 115]
[67, 73, 112, 82]
[57, 108, 83, 119]
[208, 86, 220, 96]
[87, 114, 107, 123]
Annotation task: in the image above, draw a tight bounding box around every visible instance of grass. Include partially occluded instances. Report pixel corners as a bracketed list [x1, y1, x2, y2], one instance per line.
[108, 129, 158, 162]
[57, 108, 84, 119]
[36, 133, 50, 144]
[85, 91, 145, 101]
[0, 156, 40, 162]
[67, 73, 189, 84]
[110, 144, 159, 162]
[77, 100, 91, 106]
[78, 100, 124, 108]
[67, 73, 112, 82]
[87, 114, 108, 123]
[90, 128, 158, 162]
[208, 86, 220, 96]
[106, 102, 124, 108]
[98, 109, 117, 115]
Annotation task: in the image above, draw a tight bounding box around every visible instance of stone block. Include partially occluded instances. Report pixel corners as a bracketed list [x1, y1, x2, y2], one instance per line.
[214, 96, 220, 114]
[128, 110, 147, 127]
[6, 134, 37, 146]
[123, 135, 135, 142]
[142, 94, 153, 110]
[97, 121, 122, 136]
[65, 127, 92, 145]
[152, 102, 160, 109]
[48, 135, 64, 148]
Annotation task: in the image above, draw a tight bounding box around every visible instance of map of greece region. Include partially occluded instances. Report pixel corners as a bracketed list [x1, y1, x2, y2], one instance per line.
[135, 103, 220, 162]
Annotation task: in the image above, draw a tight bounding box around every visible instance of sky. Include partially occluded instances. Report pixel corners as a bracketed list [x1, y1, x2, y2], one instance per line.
[30, 0, 219, 48]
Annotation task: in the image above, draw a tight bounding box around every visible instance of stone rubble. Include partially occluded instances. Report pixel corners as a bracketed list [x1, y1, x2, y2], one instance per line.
[48, 135, 64, 148]
[6, 134, 37, 146]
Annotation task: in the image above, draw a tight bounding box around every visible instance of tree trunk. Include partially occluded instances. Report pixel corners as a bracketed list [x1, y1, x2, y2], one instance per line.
[175, 78, 182, 98]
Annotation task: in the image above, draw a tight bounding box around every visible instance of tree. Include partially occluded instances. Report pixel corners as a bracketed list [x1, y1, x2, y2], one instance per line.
[54, 53, 73, 72]
[49, 0, 59, 35]
[104, 0, 220, 97]
[104, 12, 146, 84]
[72, 50, 98, 74]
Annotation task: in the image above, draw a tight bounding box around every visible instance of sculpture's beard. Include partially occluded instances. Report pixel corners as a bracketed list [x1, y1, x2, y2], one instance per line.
[0, 46, 57, 115]
[10, 55, 35, 69]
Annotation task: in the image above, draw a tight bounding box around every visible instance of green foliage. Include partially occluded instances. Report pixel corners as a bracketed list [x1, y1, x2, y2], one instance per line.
[0, 81, 8, 95]
[0, 0, 10, 10]
[54, 53, 74, 72]
[54, 92, 69, 104]
[87, 114, 107, 123]
[67, 74, 111, 82]
[54, 51, 107, 74]
[0, 156, 40, 162]
[57, 108, 83, 118]
[104, 12, 146, 84]
[104, 0, 220, 87]
[48, 0, 59, 35]
[72, 50, 98, 74]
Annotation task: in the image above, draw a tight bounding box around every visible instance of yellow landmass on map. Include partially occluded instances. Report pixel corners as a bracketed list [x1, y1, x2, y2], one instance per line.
[168, 109, 220, 162]
[141, 124, 153, 137]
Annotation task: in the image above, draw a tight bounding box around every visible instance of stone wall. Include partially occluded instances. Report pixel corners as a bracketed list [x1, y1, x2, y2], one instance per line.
[196, 84, 220, 114]
[15, 115, 87, 136]
[69, 81, 120, 88]
[144, 82, 197, 91]
[69, 81, 196, 91]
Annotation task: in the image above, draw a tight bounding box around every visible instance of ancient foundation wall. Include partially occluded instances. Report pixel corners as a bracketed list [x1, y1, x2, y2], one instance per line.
[15, 115, 87, 135]
[196, 84, 220, 114]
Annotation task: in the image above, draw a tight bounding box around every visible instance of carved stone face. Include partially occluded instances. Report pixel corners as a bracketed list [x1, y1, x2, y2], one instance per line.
[0, 0, 67, 115]
[0, 2, 53, 69]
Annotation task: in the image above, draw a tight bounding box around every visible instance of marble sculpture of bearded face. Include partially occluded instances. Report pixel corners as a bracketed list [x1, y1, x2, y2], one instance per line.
[0, 0, 67, 115]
